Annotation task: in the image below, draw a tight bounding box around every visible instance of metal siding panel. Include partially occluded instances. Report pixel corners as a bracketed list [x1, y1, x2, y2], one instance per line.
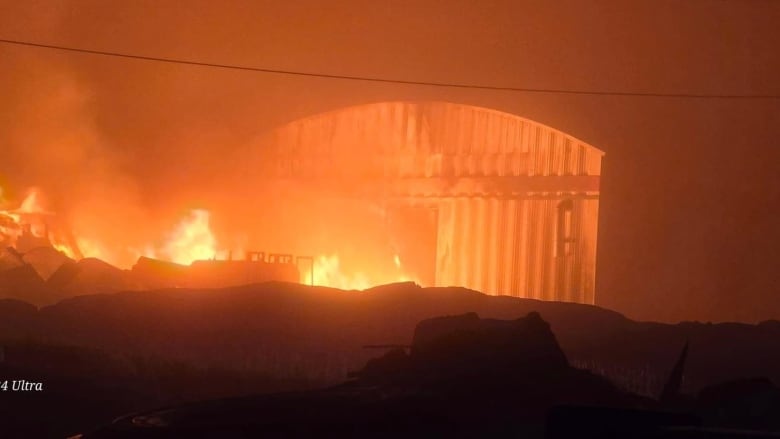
[540, 199, 554, 301]
[572, 199, 584, 303]
[531, 200, 542, 300]
[459, 198, 472, 289]
[515, 200, 528, 298]
[551, 133, 562, 176]
[435, 199, 455, 287]
[499, 199, 513, 296]
[525, 200, 538, 299]
[501, 200, 518, 296]
[450, 198, 462, 287]
[547, 132, 556, 177]
[486, 198, 501, 295]
[508, 200, 522, 297]
[585, 198, 600, 304]
[472, 198, 487, 292]
[578, 199, 590, 304]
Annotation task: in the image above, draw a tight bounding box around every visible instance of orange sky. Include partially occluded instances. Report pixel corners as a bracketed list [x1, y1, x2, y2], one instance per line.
[0, 0, 778, 323]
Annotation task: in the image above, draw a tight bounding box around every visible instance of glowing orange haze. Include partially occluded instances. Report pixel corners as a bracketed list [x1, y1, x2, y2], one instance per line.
[0, 186, 415, 290]
[309, 254, 416, 290]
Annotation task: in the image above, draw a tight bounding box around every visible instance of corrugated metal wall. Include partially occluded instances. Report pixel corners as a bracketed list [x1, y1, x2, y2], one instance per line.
[265, 102, 603, 304]
[434, 197, 599, 303]
[265, 102, 602, 179]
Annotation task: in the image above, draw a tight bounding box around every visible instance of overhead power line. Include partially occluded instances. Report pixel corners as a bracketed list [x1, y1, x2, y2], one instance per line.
[1, 37, 778, 100]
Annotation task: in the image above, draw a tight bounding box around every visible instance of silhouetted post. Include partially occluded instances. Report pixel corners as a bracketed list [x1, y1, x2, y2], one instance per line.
[660, 341, 689, 404]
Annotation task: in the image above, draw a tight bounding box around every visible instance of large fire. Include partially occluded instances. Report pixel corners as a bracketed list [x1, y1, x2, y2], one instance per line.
[0, 187, 81, 259]
[0, 188, 217, 266]
[0, 185, 417, 290]
[308, 254, 417, 290]
[155, 209, 217, 265]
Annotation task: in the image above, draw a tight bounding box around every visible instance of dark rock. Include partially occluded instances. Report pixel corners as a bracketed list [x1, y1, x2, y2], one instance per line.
[355, 347, 409, 382]
[0, 246, 24, 272]
[4, 281, 780, 393]
[22, 246, 73, 280]
[187, 259, 300, 288]
[46, 259, 81, 290]
[411, 311, 482, 350]
[130, 256, 189, 289]
[364, 281, 420, 295]
[78, 312, 640, 439]
[0, 298, 38, 337]
[51, 257, 136, 295]
[0, 263, 56, 306]
[412, 312, 569, 380]
[356, 312, 573, 392]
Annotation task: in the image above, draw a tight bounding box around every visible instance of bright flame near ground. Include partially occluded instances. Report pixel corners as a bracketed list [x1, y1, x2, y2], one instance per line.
[0, 185, 219, 267]
[309, 255, 372, 290]
[305, 253, 418, 290]
[0, 188, 59, 247]
[17, 189, 46, 214]
[76, 237, 120, 263]
[2, 185, 419, 291]
[73, 210, 217, 267]
[52, 243, 77, 259]
[158, 209, 217, 265]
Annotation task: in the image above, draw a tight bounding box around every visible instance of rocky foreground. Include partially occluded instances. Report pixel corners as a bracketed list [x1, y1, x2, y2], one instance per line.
[77, 312, 780, 438]
[1, 281, 779, 393]
[1, 282, 780, 437]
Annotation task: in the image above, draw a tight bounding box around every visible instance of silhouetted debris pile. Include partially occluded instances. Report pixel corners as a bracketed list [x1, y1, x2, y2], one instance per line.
[187, 258, 300, 288]
[0, 258, 57, 304]
[130, 255, 300, 289]
[1, 280, 780, 394]
[131, 256, 189, 289]
[0, 298, 37, 337]
[2, 303, 779, 438]
[0, 246, 24, 271]
[50, 257, 139, 295]
[79, 312, 639, 438]
[0, 247, 302, 306]
[357, 311, 571, 389]
[45, 258, 81, 289]
[21, 245, 72, 280]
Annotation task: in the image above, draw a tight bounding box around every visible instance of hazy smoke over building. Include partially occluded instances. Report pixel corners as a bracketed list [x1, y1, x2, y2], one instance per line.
[1, 0, 779, 322]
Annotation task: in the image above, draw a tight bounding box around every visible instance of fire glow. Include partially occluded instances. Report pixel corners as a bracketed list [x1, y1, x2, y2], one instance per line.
[0, 185, 416, 290]
[0, 187, 80, 260]
[157, 209, 217, 265]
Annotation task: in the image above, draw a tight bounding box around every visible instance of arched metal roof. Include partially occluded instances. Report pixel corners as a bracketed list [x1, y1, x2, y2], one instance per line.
[258, 101, 604, 197]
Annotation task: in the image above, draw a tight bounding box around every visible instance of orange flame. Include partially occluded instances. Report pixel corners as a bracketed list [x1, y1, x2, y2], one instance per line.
[0, 187, 69, 252]
[305, 253, 417, 290]
[17, 188, 47, 214]
[0, 185, 220, 267]
[158, 209, 217, 265]
[308, 254, 371, 290]
[2, 185, 418, 291]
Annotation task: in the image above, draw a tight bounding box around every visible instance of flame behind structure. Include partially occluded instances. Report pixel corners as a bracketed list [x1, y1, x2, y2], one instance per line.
[246, 101, 604, 303]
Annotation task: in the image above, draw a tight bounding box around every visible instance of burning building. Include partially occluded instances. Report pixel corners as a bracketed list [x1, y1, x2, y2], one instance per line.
[0, 102, 603, 305]
[0, 189, 82, 260]
[255, 102, 604, 304]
